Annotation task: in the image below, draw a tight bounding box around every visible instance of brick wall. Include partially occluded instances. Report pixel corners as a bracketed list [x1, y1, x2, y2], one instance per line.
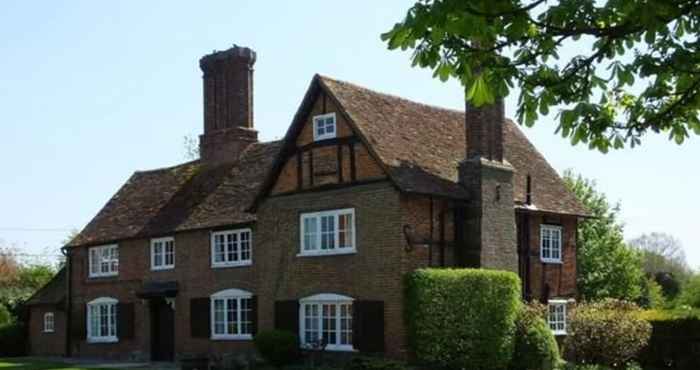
[524, 213, 578, 300]
[28, 306, 66, 356]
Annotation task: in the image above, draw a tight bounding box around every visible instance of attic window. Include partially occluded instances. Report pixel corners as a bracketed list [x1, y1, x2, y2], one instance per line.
[313, 113, 336, 141]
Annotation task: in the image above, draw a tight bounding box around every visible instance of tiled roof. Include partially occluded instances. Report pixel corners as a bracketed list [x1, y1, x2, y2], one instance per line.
[69, 141, 281, 247]
[26, 267, 66, 306]
[71, 75, 586, 248]
[318, 76, 588, 216]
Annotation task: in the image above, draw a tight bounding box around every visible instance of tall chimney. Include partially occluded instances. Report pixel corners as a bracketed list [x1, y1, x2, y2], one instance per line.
[198, 45, 258, 165]
[458, 98, 518, 272]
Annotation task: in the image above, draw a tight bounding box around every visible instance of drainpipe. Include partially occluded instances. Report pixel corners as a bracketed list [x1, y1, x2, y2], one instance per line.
[60, 246, 72, 357]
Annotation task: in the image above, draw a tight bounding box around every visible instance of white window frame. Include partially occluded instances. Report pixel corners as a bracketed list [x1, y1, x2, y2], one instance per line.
[151, 237, 175, 271]
[540, 225, 563, 263]
[88, 244, 119, 278]
[210, 229, 253, 268]
[299, 208, 356, 257]
[299, 293, 355, 352]
[43, 312, 55, 333]
[210, 289, 254, 341]
[86, 297, 118, 343]
[313, 113, 337, 141]
[548, 299, 567, 335]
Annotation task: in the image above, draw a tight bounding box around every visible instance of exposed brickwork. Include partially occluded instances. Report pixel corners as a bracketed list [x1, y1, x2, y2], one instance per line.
[199, 46, 259, 165]
[459, 158, 518, 272]
[525, 214, 578, 300]
[28, 306, 66, 356]
[465, 100, 505, 162]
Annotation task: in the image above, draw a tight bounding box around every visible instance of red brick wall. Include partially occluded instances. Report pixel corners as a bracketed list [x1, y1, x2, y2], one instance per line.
[523, 213, 578, 300]
[28, 306, 66, 356]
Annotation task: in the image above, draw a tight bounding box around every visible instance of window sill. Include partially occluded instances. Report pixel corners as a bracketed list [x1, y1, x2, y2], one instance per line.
[302, 344, 356, 352]
[297, 249, 357, 258]
[540, 259, 563, 264]
[87, 337, 118, 344]
[211, 261, 252, 269]
[88, 273, 119, 279]
[552, 330, 567, 336]
[43, 330, 55, 334]
[151, 265, 175, 271]
[211, 334, 253, 341]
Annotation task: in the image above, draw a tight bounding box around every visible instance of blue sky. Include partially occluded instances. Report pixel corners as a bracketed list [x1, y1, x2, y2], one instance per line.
[1, 1, 698, 269]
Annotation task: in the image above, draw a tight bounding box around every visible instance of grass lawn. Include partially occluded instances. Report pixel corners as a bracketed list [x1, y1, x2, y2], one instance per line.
[0, 359, 133, 370]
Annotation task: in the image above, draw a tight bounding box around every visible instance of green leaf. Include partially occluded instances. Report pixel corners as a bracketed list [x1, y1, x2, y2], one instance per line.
[466, 74, 495, 107]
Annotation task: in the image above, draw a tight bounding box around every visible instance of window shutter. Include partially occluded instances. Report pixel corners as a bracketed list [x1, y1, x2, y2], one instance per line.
[117, 303, 135, 339]
[353, 300, 384, 353]
[251, 295, 258, 336]
[72, 305, 87, 340]
[190, 298, 211, 338]
[274, 300, 299, 335]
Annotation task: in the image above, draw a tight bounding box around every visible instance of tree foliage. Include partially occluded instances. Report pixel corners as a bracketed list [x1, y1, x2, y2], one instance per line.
[382, 0, 700, 151]
[563, 170, 644, 301]
[679, 274, 700, 308]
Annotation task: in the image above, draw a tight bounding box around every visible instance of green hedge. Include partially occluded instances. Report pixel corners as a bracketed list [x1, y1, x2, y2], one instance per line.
[512, 302, 560, 370]
[254, 330, 300, 367]
[638, 309, 700, 369]
[0, 322, 27, 357]
[405, 268, 521, 370]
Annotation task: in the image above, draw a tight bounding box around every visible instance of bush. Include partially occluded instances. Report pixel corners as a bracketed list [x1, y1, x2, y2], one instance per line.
[0, 322, 26, 356]
[637, 277, 666, 309]
[344, 356, 406, 370]
[678, 274, 700, 308]
[405, 268, 521, 370]
[0, 304, 12, 326]
[254, 330, 300, 368]
[638, 309, 700, 369]
[511, 302, 560, 370]
[563, 300, 651, 368]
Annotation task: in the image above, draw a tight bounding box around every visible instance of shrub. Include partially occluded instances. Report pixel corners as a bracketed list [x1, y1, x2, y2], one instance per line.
[254, 330, 300, 368]
[678, 274, 700, 308]
[405, 268, 521, 370]
[511, 302, 560, 370]
[638, 309, 700, 369]
[344, 356, 406, 370]
[0, 304, 12, 326]
[637, 277, 666, 309]
[0, 322, 26, 356]
[563, 300, 651, 368]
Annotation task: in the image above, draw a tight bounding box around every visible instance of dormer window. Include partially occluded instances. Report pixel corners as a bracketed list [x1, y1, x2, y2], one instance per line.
[313, 113, 336, 141]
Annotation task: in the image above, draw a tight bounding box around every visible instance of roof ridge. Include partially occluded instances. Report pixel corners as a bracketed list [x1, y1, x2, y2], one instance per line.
[134, 159, 200, 174]
[317, 74, 466, 115]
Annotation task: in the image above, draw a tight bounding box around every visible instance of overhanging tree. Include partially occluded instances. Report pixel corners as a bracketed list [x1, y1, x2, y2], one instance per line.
[382, 0, 700, 152]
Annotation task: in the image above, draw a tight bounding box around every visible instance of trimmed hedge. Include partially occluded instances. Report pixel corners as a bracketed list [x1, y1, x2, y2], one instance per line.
[511, 302, 560, 370]
[638, 309, 700, 369]
[563, 300, 651, 368]
[405, 268, 521, 370]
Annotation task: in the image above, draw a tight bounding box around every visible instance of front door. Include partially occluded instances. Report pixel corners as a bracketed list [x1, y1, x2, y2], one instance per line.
[150, 298, 175, 361]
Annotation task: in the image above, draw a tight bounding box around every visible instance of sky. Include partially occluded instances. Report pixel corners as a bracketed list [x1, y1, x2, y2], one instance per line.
[0, 1, 698, 269]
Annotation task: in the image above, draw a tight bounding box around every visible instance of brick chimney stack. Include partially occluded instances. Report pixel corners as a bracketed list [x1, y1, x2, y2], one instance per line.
[458, 98, 518, 273]
[199, 45, 258, 165]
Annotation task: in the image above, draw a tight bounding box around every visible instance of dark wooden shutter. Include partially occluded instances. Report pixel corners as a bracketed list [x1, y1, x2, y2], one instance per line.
[251, 295, 258, 336]
[72, 305, 87, 340]
[190, 298, 211, 338]
[353, 300, 385, 353]
[117, 303, 135, 340]
[274, 300, 299, 334]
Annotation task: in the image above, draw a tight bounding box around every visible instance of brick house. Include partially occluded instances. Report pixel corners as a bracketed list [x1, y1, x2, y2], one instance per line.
[28, 44, 587, 361]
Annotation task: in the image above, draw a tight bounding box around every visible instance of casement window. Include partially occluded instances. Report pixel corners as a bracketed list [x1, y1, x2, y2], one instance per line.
[43, 312, 55, 333]
[88, 244, 119, 278]
[313, 113, 336, 141]
[548, 300, 567, 335]
[151, 237, 175, 270]
[540, 225, 563, 263]
[211, 229, 252, 268]
[210, 289, 254, 340]
[300, 208, 356, 256]
[87, 297, 118, 343]
[299, 293, 354, 352]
